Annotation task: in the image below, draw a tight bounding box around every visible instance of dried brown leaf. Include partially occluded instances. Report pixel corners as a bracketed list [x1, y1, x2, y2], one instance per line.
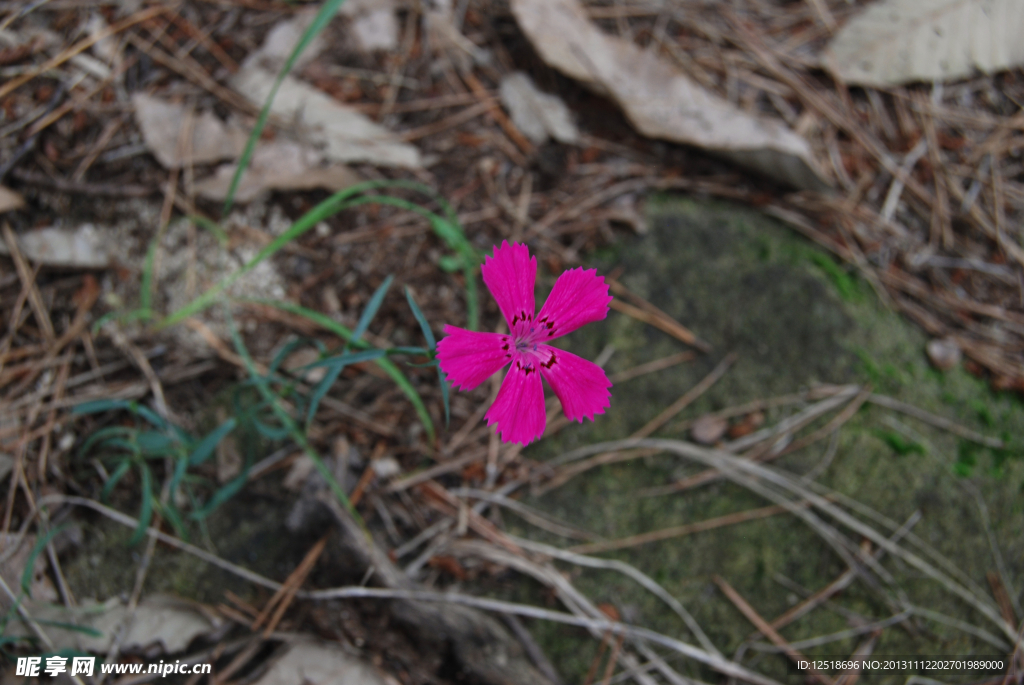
[510, 0, 830, 191]
[826, 0, 1024, 86]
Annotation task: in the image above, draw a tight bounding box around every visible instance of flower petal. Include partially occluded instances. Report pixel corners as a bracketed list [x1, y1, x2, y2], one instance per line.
[538, 347, 611, 423]
[436, 325, 511, 391]
[485, 360, 546, 445]
[481, 241, 537, 329]
[535, 267, 612, 340]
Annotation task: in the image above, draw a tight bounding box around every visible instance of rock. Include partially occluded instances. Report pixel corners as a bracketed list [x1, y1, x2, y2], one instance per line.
[690, 414, 728, 444]
[926, 338, 961, 371]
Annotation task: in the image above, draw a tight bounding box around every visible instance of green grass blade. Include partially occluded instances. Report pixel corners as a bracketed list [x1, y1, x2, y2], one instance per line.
[252, 418, 290, 441]
[305, 359, 346, 426]
[305, 349, 387, 425]
[191, 470, 249, 521]
[21, 526, 65, 597]
[188, 418, 237, 466]
[29, 621, 103, 638]
[162, 181, 388, 329]
[161, 181, 478, 330]
[404, 286, 436, 350]
[438, 366, 450, 428]
[128, 402, 168, 430]
[222, 305, 366, 529]
[245, 299, 435, 442]
[268, 337, 325, 376]
[303, 349, 388, 370]
[379, 357, 435, 443]
[189, 215, 230, 246]
[349, 275, 393, 349]
[222, 0, 349, 214]
[100, 460, 132, 501]
[136, 431, 177, 454]
[90, 308, 153, 335]
[130, 464, 154, 546]
[388, 346, 429, 355]
[140, 229, 160, 316]
[94, 438, 138, 455]
[77, 426, 134, 458]
[158, 499, 187, 540]
[72, 399, 133, 416]
[246, 299, 362, 346]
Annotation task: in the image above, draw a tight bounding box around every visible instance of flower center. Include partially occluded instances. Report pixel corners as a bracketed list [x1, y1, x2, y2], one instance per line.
[509, 310, 557, 345]
[499, 310, 560, 372]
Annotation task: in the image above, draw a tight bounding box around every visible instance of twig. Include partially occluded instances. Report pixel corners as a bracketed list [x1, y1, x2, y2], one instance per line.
[540, 354, 737, 494]
[0, 572, 87, 685]
[501, 613, 564, 685]
[835, 629, 882, 685]
[461, 70, 534, 157]
[8, 168, 156, 197]
[253, 535, 327, 637]
[609, 298, 709, 352]
[127, 31, 257, 116]
[568, 502, 806, 555]
[609, 351, 696, 384]
[451, 487, 598, 541]
[2, 223, 55, 342]
[102, 324, 171, 422]
[766, 511, 921, 632]
[643, 386, 862, 496]
[71, 114, 126, 182]
[713, 574, 834, 685]
[0, 5, 164, 100]
[636, 353, 736, 439]
[866, 393, 1004, 449]
[510, 534, 721, 658]
[552, 438, 1018, 644]
[398, 99, 496, 141]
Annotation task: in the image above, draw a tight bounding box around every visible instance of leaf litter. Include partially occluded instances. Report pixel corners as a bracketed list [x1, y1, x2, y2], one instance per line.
[0, 0, 1022, 683]
[826, 0, 1024, 86]
[510, 0, 831, 191]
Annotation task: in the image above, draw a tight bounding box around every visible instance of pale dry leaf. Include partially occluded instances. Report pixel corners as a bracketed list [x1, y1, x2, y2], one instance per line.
[194, 140, 362, 202]
[9, 595, 218, 654]
[339, 0, 398, 52]
[510, 0, 830, 191]
[826, 0, 1024, 86]
[927, 338, 962, 370]
[0, 224, 109, 268]
[84, 13, 119, 64]
[0, 534, 58, 614]
[132, 93, 247, 168]
[338, 0, 395, 16]
[251, 9, 326, 72]
[283, 454, 316, 492]
[231, 66, 422, 168]
[0, 186, 25, 213]
[424, 0, 489, 68]
[350, 11, 399, 52]
[372, 456, 401, 479]
[500, 72, 580, 145]
[252, 636, 388, 685]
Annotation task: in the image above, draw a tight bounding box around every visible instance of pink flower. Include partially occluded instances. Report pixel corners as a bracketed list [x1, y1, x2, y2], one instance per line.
[436, 241, 612, 445]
